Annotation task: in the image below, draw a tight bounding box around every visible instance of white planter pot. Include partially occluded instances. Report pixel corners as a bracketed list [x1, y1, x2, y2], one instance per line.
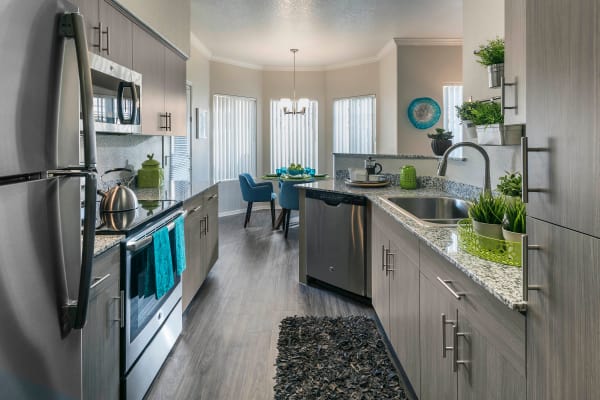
[461, 120, 478, 139]
[472, 220, 504, 239]
[476, 124, 523, 145]
[502, 228, 523, 244]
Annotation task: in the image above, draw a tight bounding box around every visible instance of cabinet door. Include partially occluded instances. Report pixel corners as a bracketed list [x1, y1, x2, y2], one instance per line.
[72, 0, 100, 54]
[370, 219, 390, 333]
[457, 313, 526, 400]
[164, 48, 187, 136]
[133, 25, 166, 135]
[526, 0, 600, 235]
[182, 202, 205, 311]
[387, 228, 420, 396]
[99, 0, 132, 68]
[83, 248, 120, 400]
[504, 0, 526, 125]
[419, 273, 457, 400]
[204, 188, 219, 273]
[526, 217, 600, 400]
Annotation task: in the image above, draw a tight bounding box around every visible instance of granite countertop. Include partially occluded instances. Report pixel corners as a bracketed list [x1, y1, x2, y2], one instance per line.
[133, 180, 214, 202]
[297, 179, 524, 311]
[94, 234, 123, 257]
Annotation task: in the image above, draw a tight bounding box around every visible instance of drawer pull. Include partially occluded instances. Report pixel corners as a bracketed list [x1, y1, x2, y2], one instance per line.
[436, 277, 465, 300]
[90, 274, 110, 289]
[453, 324, 469, 372]
[441, 313, 456, 358]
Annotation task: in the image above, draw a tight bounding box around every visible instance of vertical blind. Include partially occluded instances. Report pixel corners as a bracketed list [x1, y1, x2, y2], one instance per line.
[213, 94, 257, 181]
[270, 99, 319, 171]
[443, 85, 464, 142]
[333, 95, 376, 154]
[170, 85, 192, 182]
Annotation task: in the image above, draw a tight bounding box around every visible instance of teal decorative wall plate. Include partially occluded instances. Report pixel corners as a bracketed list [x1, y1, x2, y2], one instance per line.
[407, 97, 441, 129]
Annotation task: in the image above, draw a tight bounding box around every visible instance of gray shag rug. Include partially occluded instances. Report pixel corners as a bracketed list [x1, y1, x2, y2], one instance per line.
[274, 316, 407, 400]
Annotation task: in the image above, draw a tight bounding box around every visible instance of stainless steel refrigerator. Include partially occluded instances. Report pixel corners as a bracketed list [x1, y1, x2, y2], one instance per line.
[0, 1, 97, 398]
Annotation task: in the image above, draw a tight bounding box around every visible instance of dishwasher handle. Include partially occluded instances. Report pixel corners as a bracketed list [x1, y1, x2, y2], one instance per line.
[323, 199, 343, 207]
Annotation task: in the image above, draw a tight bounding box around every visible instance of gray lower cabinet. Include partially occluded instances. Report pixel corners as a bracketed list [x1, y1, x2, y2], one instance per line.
[526, 217, 600, 399]
[371, 206, 420, 395]
[182, 185, 219, 312]
[83, 246, 121, 400]
[419, 273, 458, 400]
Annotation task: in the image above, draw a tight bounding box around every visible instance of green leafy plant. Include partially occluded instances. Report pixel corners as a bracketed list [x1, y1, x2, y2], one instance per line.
[497, 172, 522, 197]
[455, 101, 480, 122]
[475, 38, 505, 66]
[504, 199, 526, 233]
[427, 128, 453, 140]
[468, 193, 506, 225]
[469, 101, 503, 126]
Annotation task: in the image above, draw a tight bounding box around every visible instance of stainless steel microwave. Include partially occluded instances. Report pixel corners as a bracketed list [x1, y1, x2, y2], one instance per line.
[87, 53, 142, 134]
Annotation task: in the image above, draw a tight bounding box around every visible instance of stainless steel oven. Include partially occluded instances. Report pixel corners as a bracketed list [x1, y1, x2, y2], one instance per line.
[89, 53, 141, 134]
[121, 209, 185, 400]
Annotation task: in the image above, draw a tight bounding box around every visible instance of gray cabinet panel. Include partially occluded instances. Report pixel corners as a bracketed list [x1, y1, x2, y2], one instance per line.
[83, 246, 120, 400]
[526, 0, 600, 236]
[419, 273, 457, 400]
[370, 211, 389, 333]
[527, 217, 600, 400]
[182, 196, 205, 311]
[205, 187, 219, 273]
[72, 0, 100, 55]
[99, 0, 132, 68]
[165, 48, 187, 137]
[133, 24, 165, 135]
[504, 0, 526, 125]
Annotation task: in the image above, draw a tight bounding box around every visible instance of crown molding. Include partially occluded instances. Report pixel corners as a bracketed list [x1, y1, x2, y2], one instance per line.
[394, 37, 463, 46]
[210, 55, 264, 71]
[376, 39, 397, 59]
[191, 32, 212, 58]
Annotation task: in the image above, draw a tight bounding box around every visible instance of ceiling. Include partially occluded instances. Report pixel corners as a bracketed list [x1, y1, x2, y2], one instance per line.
[191, 0, 463, 69]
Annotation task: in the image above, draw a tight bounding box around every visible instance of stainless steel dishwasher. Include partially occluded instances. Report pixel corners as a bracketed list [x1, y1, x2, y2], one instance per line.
[305, 189, 368, 297]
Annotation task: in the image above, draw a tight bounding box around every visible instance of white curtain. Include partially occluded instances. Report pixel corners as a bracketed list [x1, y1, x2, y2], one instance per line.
[443, 85, 463, 142]
[270, 99, 319, 171]
[212, 94, 257, 181]
[333, 95, 376, 154]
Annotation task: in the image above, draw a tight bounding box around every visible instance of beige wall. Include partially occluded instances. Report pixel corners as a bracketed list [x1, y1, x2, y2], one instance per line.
[378, 47, 398, 154]
[396, 45, 463, 155]
[116, 0, 190, 54]
[462, 0, 504, 102]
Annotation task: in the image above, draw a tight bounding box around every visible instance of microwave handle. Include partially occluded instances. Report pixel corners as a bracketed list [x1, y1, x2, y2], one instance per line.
[117, 81, 138, 125]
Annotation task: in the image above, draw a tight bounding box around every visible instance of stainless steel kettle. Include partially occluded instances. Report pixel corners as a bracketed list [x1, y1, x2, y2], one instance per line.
[97, 183, 139, 212]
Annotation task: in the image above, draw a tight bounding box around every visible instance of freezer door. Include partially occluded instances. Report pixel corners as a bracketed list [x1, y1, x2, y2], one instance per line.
[0, 177, 82, 398]
[0, 0, 79, 177]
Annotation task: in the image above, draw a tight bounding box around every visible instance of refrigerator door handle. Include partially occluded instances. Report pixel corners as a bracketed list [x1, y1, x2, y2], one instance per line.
[59, 12, 97, 169]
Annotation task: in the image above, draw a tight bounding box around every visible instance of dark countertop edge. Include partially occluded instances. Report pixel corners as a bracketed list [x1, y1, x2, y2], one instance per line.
[332, 152, 466, 161]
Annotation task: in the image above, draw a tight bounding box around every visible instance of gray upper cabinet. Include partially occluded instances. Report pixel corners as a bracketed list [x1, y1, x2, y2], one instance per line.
[526, 217, 600, 399]
[503, 0, 526, 125]
[526, 0, 600, 236]
[73, 0, 100, 53]
[99, 0, 132, 68]
[133, 25, 187, 136]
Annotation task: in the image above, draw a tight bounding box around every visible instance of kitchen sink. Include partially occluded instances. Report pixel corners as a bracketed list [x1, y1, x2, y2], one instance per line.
[381, 196, 471, 226]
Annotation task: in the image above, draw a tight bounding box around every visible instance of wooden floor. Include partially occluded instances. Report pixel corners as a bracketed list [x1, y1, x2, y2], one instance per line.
[146, 210, 375, 400]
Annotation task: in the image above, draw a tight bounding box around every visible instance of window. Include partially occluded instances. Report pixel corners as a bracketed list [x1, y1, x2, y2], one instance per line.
[270, 99, 319, 171]
[169, 84, 192, 182]
[333, 95, 376, 154]
[212, 94, 257, 181]
[443, 85, 464, 143]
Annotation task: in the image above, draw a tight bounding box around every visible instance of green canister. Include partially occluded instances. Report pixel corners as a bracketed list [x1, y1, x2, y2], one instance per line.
[137, 154, 164, 188]
[400, 165, 417, 190]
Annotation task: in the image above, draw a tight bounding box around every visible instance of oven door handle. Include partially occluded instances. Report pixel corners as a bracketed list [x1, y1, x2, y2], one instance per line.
[126, 210, 187, 252]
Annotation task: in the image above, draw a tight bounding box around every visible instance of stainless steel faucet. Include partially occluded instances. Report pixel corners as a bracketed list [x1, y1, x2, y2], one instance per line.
[437, 142, 492, 195]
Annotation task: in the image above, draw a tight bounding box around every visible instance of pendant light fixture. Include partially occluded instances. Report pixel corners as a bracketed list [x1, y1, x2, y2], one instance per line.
[280, 49, 309, 115]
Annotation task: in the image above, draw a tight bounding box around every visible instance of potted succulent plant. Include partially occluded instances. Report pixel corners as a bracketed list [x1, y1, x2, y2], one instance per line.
[475, 38, 505, 88]
[497, 171, 522, 204]
[468, 193, 506, 240]
[455, 102, 479, 140]
[427, 128, 453, 156]
[502, 198, 526, 243]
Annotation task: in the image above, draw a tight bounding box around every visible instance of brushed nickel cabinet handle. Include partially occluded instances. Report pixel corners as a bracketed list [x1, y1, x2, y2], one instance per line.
[112, 290, 124, 328]
[453, 324, 469, 372]
[521, 137, 549, 203]
[92, 22, 102, 51]
[441, 313, 455, 358]
[386, 251, 396, 274]
[90, 274, 110, 289]
[501, 76, 517, 117]
[436, 277, 465, 300]
[381, 245, 386, 271]
[102, 24, 109, 54]
[519, 234, 542, 309]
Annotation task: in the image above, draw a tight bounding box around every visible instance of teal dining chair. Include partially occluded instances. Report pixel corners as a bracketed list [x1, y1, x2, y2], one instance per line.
[239, 173, 277, 228]
[278, 179, 312, 238]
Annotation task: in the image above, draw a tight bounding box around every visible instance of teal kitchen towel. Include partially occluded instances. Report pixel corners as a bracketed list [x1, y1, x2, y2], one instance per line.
[152, 226, 174, 299]
[170, 215, 187, 276]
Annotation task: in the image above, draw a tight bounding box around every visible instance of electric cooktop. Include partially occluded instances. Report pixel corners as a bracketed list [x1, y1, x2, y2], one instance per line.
[94, 199, 182, 236]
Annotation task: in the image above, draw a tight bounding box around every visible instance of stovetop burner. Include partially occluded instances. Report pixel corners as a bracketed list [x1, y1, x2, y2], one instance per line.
[94, 199, 181, 236]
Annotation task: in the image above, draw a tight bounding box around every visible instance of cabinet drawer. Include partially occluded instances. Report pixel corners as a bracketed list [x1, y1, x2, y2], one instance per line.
[184, 192, 204, 213]
[203, 184, 218, 204]
[373, 205, 419, 267]
[91, 245, 120, 289]
[419, 242, 525, 375]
